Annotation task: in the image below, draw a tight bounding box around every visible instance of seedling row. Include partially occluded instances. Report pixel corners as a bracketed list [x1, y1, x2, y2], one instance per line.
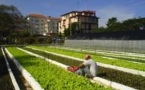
[21, 47, 145, 90]
[7, 47, 111, 90]
[57, 46, 145, 60]
[27, 45, 145, 71]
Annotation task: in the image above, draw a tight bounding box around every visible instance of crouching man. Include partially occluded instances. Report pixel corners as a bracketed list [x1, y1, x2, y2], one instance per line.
[75, 54, 97, 78]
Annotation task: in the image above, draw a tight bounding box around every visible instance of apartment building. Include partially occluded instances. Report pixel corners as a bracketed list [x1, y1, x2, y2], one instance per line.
[59, 10, 99, 33]
[27, 14, 48, 36]
[47, 16, 61, 35]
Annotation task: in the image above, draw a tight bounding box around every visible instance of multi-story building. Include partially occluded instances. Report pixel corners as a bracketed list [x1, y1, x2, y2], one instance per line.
[47, 16, 61, 36]
[59, 10, 99, 34]
[27, 14, 48, 36]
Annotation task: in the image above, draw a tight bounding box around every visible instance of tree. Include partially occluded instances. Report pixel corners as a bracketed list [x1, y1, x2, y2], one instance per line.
[106, 17, 117, 27]
[93, 27, 107, 33]
[0, 5, 29, 44]
[106, 17, 123, 32]
[122, 18, 145, 31]
[0, 5, 27, 33]
[64, 22, 77, 37]
[94, 17, 145, 33]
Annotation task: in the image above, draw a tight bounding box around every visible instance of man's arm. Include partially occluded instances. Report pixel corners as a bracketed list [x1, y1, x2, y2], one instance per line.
[77, 63, 85, 70]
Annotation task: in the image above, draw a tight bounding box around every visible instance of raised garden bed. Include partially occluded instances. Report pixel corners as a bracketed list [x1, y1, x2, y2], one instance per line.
[27, 45, 145, 71]
[2, 48, 33, 90]
[22, 47, 145, 90]
[7, 47, 110, 90]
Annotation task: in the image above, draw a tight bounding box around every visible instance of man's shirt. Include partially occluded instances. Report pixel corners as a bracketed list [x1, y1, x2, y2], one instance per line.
[83, 59, 97, 76]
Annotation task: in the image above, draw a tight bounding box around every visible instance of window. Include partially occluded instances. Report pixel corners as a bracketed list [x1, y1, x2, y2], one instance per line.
[35, 19, 39, 22]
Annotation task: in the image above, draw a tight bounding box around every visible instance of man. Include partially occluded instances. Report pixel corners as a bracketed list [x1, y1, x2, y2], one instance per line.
[75, 54, 97, 78]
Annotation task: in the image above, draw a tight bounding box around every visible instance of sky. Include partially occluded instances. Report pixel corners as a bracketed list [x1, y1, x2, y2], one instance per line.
[1, 0, 145, 27]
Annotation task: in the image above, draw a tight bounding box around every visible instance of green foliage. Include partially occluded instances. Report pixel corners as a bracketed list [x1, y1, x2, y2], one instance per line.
[103, 17, 145, 32]
[106, 17, 123, 31]
[122, 18, 145, 31]
[27, 45, 145, 71]
[7, 47, 111, 90]
[93, 27, 107, 33]
[5, 36, 52, 44]
[106, 17, 118, 27]
[23, 46, 145, 90]
[57, 32, 63, 38]
[0, 5, 30, 44]
[23, 47, 82, 66]
[64, 22, 78, 37]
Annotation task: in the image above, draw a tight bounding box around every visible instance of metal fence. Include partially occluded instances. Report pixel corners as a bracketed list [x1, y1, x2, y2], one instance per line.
[64, 40, 145, 53]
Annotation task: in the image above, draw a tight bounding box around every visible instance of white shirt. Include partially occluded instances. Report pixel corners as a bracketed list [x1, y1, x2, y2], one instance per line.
[83, 59, 97, 76]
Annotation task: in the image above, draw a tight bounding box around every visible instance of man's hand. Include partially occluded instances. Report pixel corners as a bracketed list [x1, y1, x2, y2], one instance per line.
[67, 66, 78, 72]
[73, 66, 79, 71]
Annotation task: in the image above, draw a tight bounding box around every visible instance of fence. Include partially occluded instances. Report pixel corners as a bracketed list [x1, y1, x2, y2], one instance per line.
[64, 40, 145, 53]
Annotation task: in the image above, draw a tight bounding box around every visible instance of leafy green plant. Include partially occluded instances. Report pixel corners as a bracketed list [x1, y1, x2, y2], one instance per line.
[22, 47, 145, 90]
[7, 47, 111, 90]
[27, 45, 145, 71]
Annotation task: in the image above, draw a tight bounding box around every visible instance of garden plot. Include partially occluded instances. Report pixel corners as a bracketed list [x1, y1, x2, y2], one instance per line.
[6, 47, 111, 90]
[48, 45, 145, 58]
[49, 46, 145, 63]
[21, 47, 145, 90]
[94, 50, 145, 63]
[27, 45, 145, 71]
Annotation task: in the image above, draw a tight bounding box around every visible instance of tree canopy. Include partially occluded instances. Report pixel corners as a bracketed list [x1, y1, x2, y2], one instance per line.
[64, 22, 78, 36]
[95, 17, 145, 33]
[0, 5, 28, 37]
[0, 5, 30, 44]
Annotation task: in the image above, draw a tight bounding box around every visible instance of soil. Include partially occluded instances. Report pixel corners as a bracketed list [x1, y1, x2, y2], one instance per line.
[0, 48, 33, 90]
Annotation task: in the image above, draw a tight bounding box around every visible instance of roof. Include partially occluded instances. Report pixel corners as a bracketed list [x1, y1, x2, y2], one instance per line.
[28, 14, 47, 18]
[61, 10, 96, 16]
[47, 16, 61, 20]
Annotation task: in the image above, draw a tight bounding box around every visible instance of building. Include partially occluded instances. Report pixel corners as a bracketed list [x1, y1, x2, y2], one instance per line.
[27, 14, 48, 36]
[47, 16, 61, 36]
[59, 10, 99, 34]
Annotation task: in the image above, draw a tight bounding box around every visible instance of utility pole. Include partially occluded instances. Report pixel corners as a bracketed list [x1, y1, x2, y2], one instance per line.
[69, 18, 72, 36]
[77, 0, 79, 11]
[86, 0, 88, 10]
[70, 23, 72, 36]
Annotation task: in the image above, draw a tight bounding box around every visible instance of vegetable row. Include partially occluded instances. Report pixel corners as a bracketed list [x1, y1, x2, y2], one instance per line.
[22, 47, 145, 90]
[27, 45, 145, 71]
[7, 47, 110, 90]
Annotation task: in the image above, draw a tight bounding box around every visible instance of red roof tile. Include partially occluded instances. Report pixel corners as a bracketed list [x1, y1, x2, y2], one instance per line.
[28, 14, 47, 18]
